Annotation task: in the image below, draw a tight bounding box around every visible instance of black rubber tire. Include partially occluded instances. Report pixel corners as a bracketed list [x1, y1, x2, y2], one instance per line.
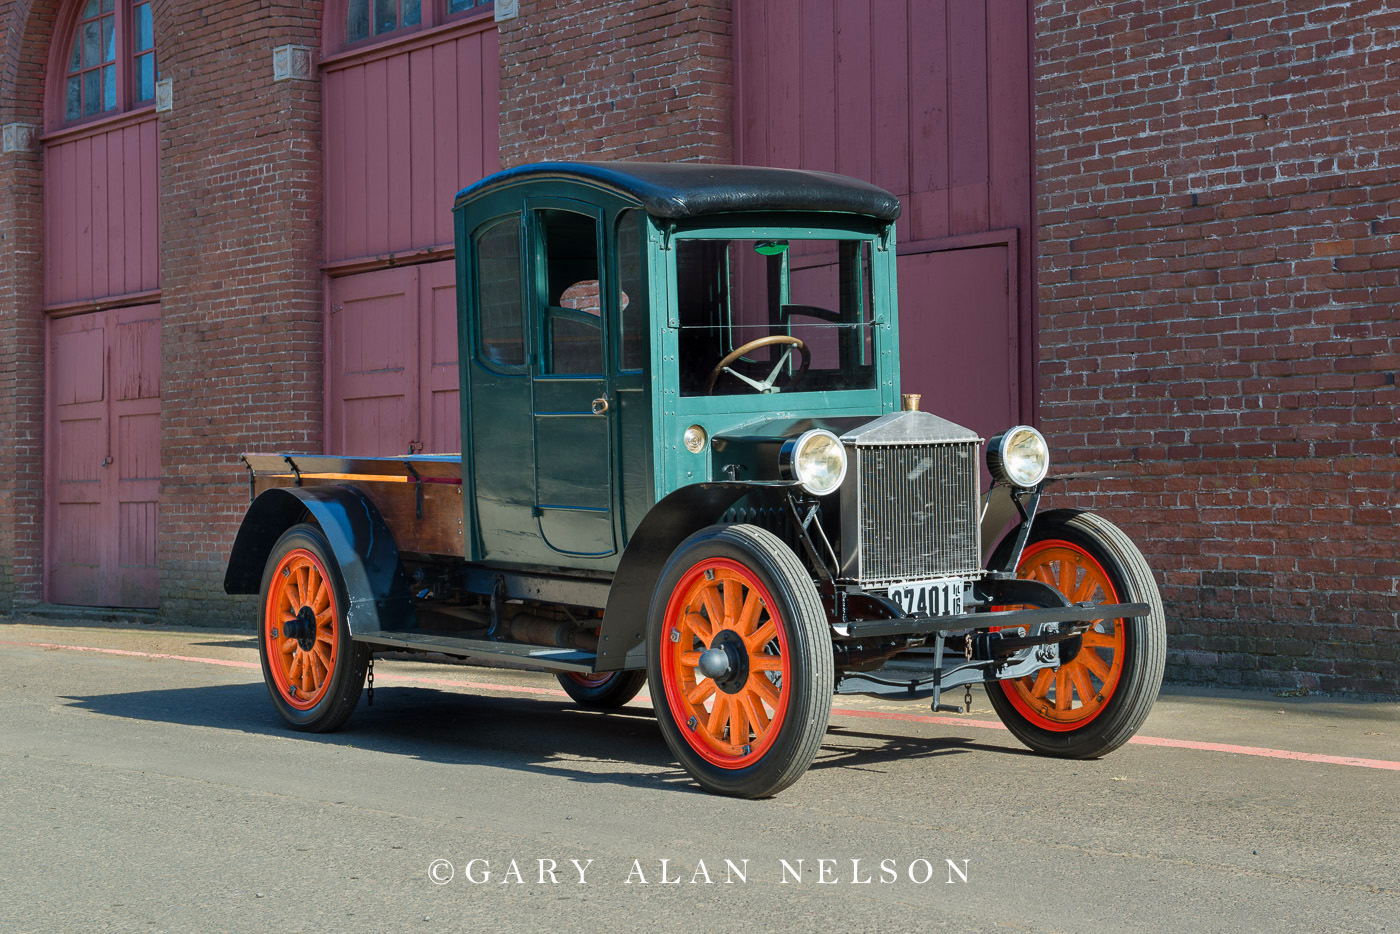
[555, 670, 647, 708]
[257, 523, 370, 733]
[986, 509, 1166, 759]
[646, 524, 833, 798]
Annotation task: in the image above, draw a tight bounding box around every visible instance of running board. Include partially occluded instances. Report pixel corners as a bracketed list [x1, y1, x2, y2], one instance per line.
[353, 631, 596, 673]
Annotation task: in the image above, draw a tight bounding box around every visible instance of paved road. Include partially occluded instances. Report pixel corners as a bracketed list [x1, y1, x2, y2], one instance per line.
[0, 619, 1396, 933]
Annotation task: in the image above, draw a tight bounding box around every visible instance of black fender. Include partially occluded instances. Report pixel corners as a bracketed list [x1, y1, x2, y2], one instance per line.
[596, 481, 793, 671]
[223, 485, 415, 635]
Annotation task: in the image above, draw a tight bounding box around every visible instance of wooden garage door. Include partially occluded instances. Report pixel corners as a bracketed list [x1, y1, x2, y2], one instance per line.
[326, 261, 459, 455]
[47, 305, 161, 607]
[897, 242, 1020, 440]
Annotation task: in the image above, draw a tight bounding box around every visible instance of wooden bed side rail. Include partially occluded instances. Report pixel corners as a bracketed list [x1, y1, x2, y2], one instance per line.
[241, 453, 467, 558]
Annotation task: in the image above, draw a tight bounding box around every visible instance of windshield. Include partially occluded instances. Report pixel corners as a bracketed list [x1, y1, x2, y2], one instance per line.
[675, 237, 877, 397]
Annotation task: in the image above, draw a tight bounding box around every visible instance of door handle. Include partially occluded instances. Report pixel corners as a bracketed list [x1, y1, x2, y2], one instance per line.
[100, 456, 113, 468]
[591, 396, 609, 415]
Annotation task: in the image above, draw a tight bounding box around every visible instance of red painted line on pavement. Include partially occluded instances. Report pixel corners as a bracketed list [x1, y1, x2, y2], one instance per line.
[1125, 734, 1400, 771]
[7, 638, 1399, 772]
[2, 640, 260, 670]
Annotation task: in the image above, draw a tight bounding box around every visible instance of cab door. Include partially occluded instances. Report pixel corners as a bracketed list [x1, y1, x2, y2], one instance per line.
[529, 202, 617, 557]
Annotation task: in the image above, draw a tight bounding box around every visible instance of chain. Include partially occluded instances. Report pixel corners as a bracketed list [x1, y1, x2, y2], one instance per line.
[962, 634, 974, 712]
[367, 655, 375, 707]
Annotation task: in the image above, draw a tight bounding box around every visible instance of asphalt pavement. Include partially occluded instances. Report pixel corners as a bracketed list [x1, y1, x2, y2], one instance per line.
[0, 618, 1396, 934]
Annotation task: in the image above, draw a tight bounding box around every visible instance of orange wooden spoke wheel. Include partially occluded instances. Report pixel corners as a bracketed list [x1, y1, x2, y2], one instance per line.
[659, 558, 792, 769]
[264, 548, 340, 711]
[999, 539, 1126, 731]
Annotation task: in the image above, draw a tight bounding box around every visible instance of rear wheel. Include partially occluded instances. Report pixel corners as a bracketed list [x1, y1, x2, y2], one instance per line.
[556, 670, 647, 708]
[647, 524, 833, 798]
[258, 523, 369, 732]
[987, 509, 1166, 758]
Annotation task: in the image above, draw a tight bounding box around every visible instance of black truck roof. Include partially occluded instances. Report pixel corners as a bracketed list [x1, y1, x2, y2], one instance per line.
[453, 160, 902, 222]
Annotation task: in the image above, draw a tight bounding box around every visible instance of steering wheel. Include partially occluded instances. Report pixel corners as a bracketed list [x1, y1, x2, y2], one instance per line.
[706, 335, 810, 394]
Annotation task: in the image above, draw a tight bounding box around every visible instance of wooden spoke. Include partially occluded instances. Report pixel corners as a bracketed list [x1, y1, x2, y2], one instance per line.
[745, 621, 777, 652]
[1069, 663, 1096, 706]
[686, 679, 717, 706]
[1080, 648, 1112, 681]
[699, 583, 726, 632]
[736, 591, 762, 636]
[722, 574, 742, 626]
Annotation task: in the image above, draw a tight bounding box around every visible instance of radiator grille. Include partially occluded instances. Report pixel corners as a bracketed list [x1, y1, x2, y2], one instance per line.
[849, 441, 981, 585]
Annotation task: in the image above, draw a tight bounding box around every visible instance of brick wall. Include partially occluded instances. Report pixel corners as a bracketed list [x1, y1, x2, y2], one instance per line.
[1036, 0, 1400, 694]
[152, 0, 326, 625]
[0, 0, 61, 611]
[496, 0, 732, 165]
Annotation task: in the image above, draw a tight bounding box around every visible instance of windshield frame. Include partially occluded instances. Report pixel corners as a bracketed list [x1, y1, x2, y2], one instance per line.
[660, 217, 898, 418]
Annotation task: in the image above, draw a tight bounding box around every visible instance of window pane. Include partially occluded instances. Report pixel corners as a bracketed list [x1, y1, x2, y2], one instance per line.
[449, 0, 477, 11]
[136, 53, 154, 102]
[82, 21, 99, 66]
[101, 15, 114, 62]
[69, 34, 81, 72]
[83, 68, 101, 115]
[135, 3, 153, 51]
[100, 0, 113, 11]
[402, 0, 421, 27]
[83, 0, 98, 17]
[347, 0, 369, 41]
[617, 212, 647, 371]
[675, 238, 877, 396]
[102, 64, 115, 110]
[66, 76, 82, 121]
[549, 314, 602, 376]
[476, 219, 525, 368]
[373, 0, 397, 35]
[539, 210, 603, 376]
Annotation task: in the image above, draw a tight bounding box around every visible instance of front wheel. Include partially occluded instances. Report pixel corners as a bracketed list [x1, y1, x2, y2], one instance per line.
[257, 523, 370, 732]
[647, 524, 833, 798]
[987, 509, 1166, 758]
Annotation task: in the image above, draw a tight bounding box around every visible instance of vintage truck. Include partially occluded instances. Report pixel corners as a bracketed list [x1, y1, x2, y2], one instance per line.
[224, 162, 1167, 798]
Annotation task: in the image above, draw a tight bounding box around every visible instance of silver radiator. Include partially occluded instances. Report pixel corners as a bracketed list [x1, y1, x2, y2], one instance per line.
[838, 412, 983, 586]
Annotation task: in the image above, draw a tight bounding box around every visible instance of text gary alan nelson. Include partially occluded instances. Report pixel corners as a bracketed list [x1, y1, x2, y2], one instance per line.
[428, 858, 971, 886]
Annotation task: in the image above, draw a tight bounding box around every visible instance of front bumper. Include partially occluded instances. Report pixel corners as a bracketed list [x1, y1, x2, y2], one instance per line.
[844, 600, 1152, 639]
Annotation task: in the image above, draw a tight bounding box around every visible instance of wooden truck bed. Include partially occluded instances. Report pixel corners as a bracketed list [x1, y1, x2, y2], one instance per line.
[241, 453, 466, 558]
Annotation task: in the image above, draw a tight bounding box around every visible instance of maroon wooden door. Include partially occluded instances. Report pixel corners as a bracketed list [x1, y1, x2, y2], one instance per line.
[321, 13, 497, 457]
[47, 305, 161, 607]
[328, 266, 419, 455]
[326, 262, 459, 455]
[735, 0, 1036, 431]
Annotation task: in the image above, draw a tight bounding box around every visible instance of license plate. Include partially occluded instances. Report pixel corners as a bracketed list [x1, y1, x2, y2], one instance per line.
[887, 577, 964, 617]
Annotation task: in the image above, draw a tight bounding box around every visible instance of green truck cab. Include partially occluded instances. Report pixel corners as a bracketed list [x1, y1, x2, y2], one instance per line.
[225, 163, 1167, 798]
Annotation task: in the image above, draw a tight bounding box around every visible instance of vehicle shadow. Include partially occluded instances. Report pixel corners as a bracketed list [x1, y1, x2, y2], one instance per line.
[62, 681, 1026, 793]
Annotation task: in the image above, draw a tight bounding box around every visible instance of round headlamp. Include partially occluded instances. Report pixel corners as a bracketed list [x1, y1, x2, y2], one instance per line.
[779, 429, 848, 496]
[987, 425, 1050, 488]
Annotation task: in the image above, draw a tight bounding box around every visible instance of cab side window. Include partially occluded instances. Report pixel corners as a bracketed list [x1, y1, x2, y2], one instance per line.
[475, 216, 525, 368]
[538, 209, 603, 376]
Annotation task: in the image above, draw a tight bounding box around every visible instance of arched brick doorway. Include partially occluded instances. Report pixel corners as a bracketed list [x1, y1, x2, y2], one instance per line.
[42, 0, 161, 607]
[319, 0, 499, 456]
